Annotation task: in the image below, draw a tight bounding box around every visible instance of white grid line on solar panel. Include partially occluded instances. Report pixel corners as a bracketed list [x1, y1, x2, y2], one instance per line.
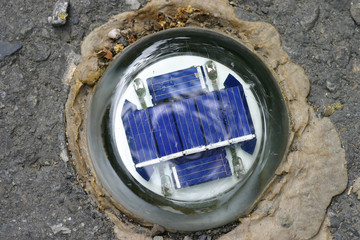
[155, 84, 202, 98]
[219, 89, 241, 138]
[179, 170, 227, 185]
[139, 111, 157, 160]
[206, 140, 230, 149]
[183, 146, 206, 155]
[126, 114, 141, 163]
[159, 151, 183, 161]
[152, 78, 200, 92]
[235, 87, 252, 134]
[177, 162, 226, 179]
[133, 134, 255, 168]
[165, 105, 181, 154]
[135, 151, 185, 168]
[228, 134, 255, 144]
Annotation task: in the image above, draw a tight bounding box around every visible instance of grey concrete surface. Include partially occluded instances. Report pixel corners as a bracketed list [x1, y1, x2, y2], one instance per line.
[0, 0, 359, 239]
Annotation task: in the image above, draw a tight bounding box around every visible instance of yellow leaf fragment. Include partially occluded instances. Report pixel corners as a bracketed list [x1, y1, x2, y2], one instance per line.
[333, 102, 344, 110]
[58, 12, 68, 20]
[323, 102, 344, 117]
[113, 44, 124, 54]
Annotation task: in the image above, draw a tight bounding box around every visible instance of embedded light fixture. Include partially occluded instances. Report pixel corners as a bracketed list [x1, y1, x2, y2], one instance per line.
[86, 28, 289, 231]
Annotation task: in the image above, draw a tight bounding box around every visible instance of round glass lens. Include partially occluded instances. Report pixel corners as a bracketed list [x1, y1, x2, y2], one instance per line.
[87, 28, 289, 231]
[111, 55, 262, 201]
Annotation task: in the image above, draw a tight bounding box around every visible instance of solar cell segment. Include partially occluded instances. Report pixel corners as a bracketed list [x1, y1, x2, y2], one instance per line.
[223, 74, 257, 154]
[172, 150, 232, 188]
[121, 101, 159, 180]
[172, 98, 205, 152]
[237, 83, 255, 135]
[122, 106, 159, 165]
[148, 104, 182, 157]
[147, 66, 206, 104]
[195, 92, 228, 145]
[218, 87, 255, 141]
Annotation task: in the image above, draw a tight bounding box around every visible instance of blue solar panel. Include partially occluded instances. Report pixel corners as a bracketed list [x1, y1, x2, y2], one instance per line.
[147, 66, 206, 104]
[122, 106, 159, 165]
[237, 83, 255, 134]
[121, 68, 257, 186]
[148, 104, 182, 157]
[172, 150, 232, 188]
[223, 74, 256, 153]
[172, 98, 205, 151]
[121, 101, 158, 180]
[218, 87, 253, 139]
[195, 92, 228, 145]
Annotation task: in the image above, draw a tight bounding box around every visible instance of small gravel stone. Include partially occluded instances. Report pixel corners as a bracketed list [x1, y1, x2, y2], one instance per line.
[116, 35, 129, 47]
[60, 148, 69, 162]
[108, 29, 121, 40]
[0, 41, 22, 60]
[126, 0, 141, 10]
[48, 0, 69, 26]
[330, 217, 341, 228]
[153, 236, 163, 240]
[300, 6, 320, 31]
[50, 223, 71, 234]
[150, 224, 165, 237]
[350, 0, 360, 25]
[41, 29, 50, 39]
[73, 17, 80, 25]
[326, 80, 337, 92]
[30, 43, 51, 62]
[333, 232, 343, 240]
[198, 234, 211, 240]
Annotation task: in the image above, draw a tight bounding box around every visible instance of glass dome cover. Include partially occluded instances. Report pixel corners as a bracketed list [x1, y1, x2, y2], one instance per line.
[87, 28, 289, 231]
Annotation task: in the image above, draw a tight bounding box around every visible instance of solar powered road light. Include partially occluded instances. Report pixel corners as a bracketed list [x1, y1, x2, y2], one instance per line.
[86, 28, 289, 231]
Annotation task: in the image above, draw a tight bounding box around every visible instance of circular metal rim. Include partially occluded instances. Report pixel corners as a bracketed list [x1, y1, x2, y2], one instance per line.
[87, 27, 290, 231]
